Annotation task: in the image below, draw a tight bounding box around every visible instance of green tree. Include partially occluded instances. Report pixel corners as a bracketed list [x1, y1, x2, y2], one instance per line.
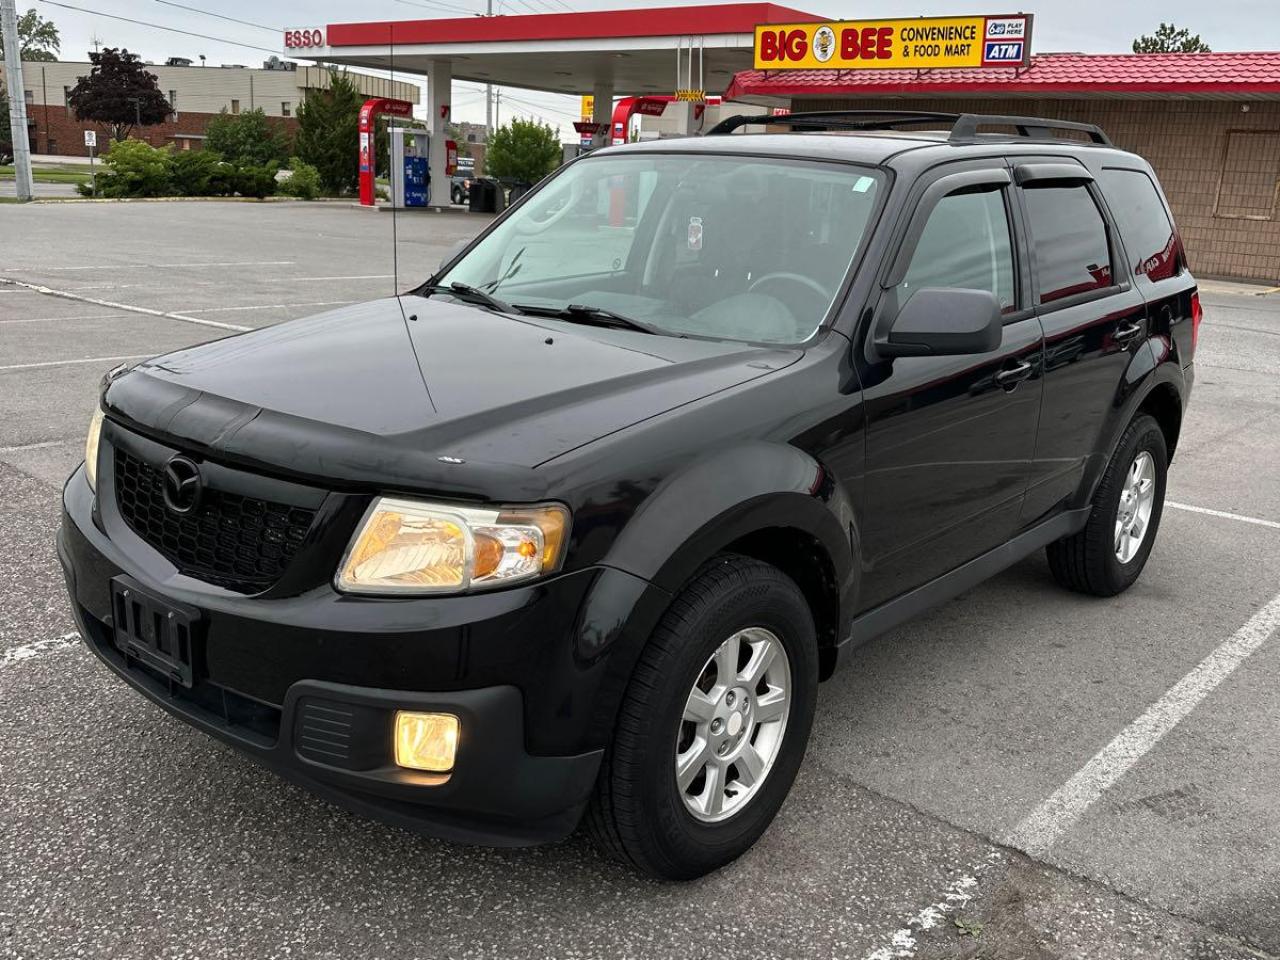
[1132, 23, 1211, 53]
[0, 8, 61, 62]
[294, 69, 363, 195]
[485, 118, 561, 183]
[205, 107, 290, 168]
[67, 48, 172, 142]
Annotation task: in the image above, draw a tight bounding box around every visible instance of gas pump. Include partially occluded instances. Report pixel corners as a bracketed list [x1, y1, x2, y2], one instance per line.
[390, 127, 430, 208]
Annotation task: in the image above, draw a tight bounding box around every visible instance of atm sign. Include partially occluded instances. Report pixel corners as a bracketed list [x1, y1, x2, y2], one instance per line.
[753, 14, 1032, 70]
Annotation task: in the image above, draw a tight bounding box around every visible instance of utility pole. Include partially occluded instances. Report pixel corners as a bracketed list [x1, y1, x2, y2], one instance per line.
[484, 0, 493, 135]
[1, 0, 35, 201]
[494, 90, 501, 128]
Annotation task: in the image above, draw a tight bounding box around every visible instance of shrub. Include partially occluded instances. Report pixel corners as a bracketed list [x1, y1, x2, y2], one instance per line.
[230, 163, 279, 200]
[278, 158, 322, 200]
[169, 149, 224, 196]
[94, 138, 172, 197]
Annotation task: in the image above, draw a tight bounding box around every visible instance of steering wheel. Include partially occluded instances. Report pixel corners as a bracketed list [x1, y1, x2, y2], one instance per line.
[513, 176, 583, 235]
[747, 272, 829, 301]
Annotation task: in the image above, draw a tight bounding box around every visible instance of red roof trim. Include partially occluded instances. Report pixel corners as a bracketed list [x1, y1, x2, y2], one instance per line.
[327, 3, 822, 47]
[725, 53, 1280, 100]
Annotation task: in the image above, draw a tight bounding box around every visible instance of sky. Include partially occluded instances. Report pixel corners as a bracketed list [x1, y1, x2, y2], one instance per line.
[24, 0, 1280, 130]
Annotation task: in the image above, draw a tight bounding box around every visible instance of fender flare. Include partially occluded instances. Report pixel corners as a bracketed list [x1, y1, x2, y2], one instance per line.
[602, 441, 857, 614]
[1074, 339, 1185, 509]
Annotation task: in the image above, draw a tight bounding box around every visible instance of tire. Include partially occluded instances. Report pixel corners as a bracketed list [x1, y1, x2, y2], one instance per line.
[451, 187, 463, 205]
[585, 554, 819, 880]
[1047, 413, 1168, 597]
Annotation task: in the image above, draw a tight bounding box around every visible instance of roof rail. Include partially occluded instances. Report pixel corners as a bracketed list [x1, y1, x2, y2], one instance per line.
[950, 114, 1112, 145]
[706, 110, 962, 136]
[705, 109, 1113, 145]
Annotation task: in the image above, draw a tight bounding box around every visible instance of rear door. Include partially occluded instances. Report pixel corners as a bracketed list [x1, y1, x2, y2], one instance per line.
[1096, 165, 1199, 368]
[855, 162, 1043, 610]
[1014, 159, 1151, 522]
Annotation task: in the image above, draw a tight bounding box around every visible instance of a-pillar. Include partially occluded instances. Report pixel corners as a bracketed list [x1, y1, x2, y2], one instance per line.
[592, 80, 614, 148]
[427, 58, 452, 209]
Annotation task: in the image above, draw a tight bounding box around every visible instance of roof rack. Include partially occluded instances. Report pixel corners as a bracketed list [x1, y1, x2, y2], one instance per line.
[950, 114, 1112, 145]
[705, 109, 1113, 146]
[706, 110, 962, 136]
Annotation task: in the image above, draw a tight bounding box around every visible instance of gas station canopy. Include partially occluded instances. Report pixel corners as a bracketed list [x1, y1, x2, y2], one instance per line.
[299, 2, 822, 96]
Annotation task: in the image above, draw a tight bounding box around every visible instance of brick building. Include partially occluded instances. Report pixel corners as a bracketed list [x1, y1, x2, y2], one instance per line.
[2, 58, 419, 156]
[724, 53, 1280, 284]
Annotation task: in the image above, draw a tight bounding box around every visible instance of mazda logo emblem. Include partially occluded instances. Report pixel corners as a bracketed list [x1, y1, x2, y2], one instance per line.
[162, 456, 203, 515]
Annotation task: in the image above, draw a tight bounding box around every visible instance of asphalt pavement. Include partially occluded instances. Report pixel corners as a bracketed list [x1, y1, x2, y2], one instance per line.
[2, 200, 1279, 960]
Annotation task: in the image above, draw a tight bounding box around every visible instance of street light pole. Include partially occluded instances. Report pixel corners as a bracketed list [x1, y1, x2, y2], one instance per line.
[1, 0, 35, 201]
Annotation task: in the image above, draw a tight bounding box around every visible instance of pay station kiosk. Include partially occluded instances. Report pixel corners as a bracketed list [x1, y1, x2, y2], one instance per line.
[389, 127, 429, 208]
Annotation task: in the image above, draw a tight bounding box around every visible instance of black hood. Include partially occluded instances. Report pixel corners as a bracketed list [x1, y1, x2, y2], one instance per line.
[103, 295, 799, 493]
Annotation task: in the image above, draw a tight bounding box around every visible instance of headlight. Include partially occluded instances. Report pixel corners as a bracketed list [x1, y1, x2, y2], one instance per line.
[85, 408, 104, 492]
[336, 497, 570, 595]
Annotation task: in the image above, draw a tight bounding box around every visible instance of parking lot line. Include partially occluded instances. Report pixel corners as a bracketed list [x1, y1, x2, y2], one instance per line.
[186, 300, 358, 314]
[7, 261, 296, 271]
[1167, 500, 1280, 531]
[0, 439, 76, 454]
[0, 354, 150, 372]
[1005, 589, 1280, 858]
[864, 851, 1001, 960]
[0, 632, 80, 669]
[0, 314, 127, 325]
[0, 279, 251, 333]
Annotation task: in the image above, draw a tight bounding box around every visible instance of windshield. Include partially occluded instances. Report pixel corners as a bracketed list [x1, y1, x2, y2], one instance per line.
[438, 153, 884, 344]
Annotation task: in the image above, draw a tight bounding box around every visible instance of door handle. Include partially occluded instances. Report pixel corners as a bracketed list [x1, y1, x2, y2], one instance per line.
[1114, 320, 1144, 345]
[994, 359, 1033, 388]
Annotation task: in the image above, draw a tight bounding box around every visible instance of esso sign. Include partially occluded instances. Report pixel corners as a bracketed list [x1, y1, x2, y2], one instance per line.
[284, 28, 325, 49]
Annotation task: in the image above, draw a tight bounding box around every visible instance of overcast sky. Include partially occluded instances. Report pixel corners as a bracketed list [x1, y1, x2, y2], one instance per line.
[29, 0, 1280, 129]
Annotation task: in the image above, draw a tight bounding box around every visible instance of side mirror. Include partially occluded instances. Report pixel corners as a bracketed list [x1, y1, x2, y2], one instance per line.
[879, 288, 1002, 358]
[437, 238, 469, 274]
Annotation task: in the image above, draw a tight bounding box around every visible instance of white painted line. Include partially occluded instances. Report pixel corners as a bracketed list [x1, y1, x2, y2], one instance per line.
[864, 851, 1001, 959]
[0, 314, 126, 325]
[0, 354, 149, 372]
[0, 278, 251, 333]
[0, 632, 81, 669]
[3, 260, 296, 271]
[1167, 500, 1280, 531]
[271, 275, 394, 282]
[0, 438, 76, 454]
[186, 299, 356, 314]
[1006, 589, 1280, 858]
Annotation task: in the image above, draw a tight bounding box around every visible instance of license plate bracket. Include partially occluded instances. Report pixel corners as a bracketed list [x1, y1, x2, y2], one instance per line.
[110, 577, 202, 688]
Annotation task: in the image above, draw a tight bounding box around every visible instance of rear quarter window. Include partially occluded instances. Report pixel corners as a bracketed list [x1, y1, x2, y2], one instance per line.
[1099, 168, 1180, 282]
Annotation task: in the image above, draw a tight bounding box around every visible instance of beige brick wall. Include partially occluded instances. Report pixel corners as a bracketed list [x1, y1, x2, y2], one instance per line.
[800, 96, 1280, 284]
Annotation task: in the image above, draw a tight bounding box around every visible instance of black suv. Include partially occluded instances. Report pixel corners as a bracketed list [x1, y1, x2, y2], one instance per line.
[59, 112, 1198, 880]
[451, 157, 476, 204]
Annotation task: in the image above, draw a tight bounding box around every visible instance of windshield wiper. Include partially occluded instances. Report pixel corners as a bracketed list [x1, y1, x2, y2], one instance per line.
[421, 281, 514, 314]
[513, 303, 666, 336]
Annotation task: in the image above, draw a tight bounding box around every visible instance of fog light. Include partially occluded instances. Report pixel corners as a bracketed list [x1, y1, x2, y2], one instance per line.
[394, 711, 459, 772]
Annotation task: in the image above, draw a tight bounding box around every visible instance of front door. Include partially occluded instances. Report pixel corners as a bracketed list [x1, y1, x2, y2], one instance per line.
[854, 163, 1044, 610]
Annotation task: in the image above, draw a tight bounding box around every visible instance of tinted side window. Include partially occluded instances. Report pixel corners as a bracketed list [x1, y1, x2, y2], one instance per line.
[1023, 185, 1113, 305]
[901, 187, 1016, 313]
[1098, 168, 1179, 282]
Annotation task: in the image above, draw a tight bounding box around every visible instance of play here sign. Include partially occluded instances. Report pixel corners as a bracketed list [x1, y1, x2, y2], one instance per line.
[753, 14, 1032, 70]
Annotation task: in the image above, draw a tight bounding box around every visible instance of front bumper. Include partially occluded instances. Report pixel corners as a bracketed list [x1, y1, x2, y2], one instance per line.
[56, 464, 652, 846]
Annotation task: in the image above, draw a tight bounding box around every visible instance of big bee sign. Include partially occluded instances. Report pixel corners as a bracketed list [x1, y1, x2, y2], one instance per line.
[754, 14, 1032, 70]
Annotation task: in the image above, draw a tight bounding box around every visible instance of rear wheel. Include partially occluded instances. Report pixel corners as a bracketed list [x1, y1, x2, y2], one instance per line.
[1047, 413, 1168, 596]
[586, 555, 818, 880]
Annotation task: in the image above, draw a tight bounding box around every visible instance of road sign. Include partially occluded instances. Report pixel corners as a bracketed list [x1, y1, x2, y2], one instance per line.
[84, 129, 97, 148]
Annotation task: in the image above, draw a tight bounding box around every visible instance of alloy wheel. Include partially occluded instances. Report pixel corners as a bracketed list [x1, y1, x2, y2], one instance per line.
[675, 627, 792, 822]
[1115, 450, 1156, 563]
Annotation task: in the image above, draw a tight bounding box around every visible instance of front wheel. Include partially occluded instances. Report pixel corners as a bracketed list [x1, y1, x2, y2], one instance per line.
[585, 555, 819, 880]
[1047, 413, 1168, 596]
